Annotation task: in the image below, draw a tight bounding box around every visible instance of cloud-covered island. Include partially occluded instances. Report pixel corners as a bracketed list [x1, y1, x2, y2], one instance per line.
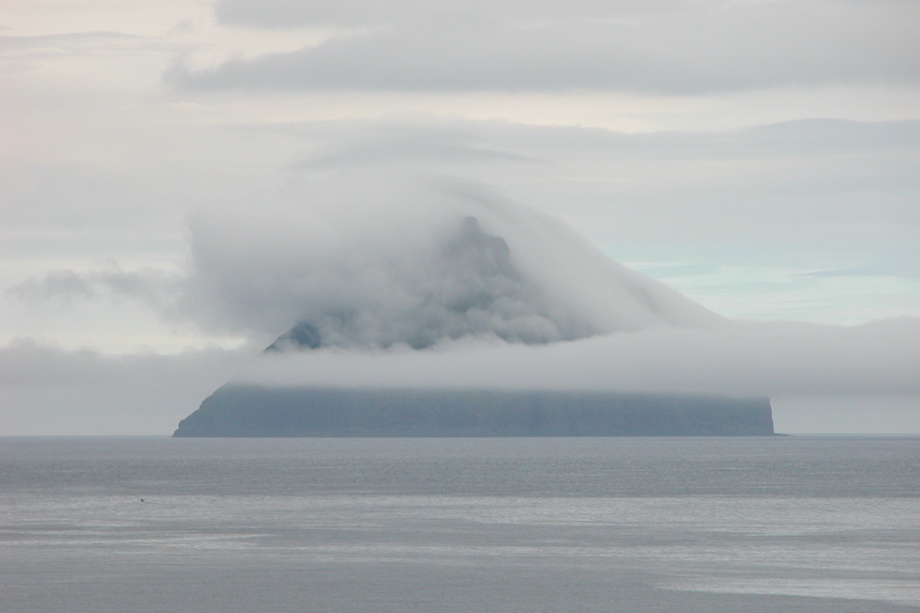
[172, 174, 906, 437]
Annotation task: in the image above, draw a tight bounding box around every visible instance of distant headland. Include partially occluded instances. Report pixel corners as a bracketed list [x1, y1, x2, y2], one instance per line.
[172, 386, 775, 437]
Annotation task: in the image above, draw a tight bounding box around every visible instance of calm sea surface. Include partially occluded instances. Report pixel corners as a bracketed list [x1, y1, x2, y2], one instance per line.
[1, 436, 918, 612]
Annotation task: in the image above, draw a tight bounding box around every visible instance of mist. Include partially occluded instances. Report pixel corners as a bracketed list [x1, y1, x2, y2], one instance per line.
[4, 168, 919, 434]
[173, 169, 920, 434]
[239, 318, 920, 400]
[181, 169, 721, 347]
[0, 340, 249, 435]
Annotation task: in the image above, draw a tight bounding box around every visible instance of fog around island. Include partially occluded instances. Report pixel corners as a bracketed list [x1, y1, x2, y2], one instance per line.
[202, 175, 920, 432]
[5, 170, 919, 434]
[183, 171, 919, 400]
[2, 0, 919, 434]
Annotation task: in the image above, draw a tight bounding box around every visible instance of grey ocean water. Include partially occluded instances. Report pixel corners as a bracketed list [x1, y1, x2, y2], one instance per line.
[2, 436, 918, 612]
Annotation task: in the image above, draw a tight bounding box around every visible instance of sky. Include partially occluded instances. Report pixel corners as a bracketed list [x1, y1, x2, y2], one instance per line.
[2, 0, 919, 435]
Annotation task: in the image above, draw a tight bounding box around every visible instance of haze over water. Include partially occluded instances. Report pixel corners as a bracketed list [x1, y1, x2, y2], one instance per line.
[3, 435, 918, 612]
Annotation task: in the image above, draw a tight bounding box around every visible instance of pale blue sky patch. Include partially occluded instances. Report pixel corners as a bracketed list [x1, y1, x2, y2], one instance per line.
[631, 263, 920, 325]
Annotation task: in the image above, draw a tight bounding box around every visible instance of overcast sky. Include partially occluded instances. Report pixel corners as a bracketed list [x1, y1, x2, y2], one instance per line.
[2, 0, 919, 435]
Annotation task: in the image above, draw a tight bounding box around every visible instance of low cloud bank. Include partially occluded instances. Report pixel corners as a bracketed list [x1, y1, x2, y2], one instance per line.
[0, 340, 250, 435]
[4, 317, 917, 434]
[239, 318, 920, 400]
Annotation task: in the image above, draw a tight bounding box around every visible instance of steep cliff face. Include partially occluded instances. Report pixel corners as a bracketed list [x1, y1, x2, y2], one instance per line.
[173, 386, 775, 437]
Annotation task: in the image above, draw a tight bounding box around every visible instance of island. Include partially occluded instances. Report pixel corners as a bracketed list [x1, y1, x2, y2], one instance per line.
[172, 213, 777, 439]
[172, 386, 775, 437]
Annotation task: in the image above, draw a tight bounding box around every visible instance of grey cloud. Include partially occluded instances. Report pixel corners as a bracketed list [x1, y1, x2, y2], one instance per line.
[214, 0, 680, 29]
[179, 170, 721, 344]
[170, 2, 919, 93]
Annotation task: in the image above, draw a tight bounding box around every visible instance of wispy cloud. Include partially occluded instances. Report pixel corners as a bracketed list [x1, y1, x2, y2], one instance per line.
[11, 266, 176, 306]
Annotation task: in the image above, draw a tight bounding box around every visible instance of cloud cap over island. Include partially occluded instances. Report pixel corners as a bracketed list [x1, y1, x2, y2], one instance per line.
[180, 171, 722, 347]
[189, 173, 917, 401]
[173, 172, 920, 435]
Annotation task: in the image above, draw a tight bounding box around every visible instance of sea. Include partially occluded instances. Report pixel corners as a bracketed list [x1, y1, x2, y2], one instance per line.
[1, 436, 918, 612]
